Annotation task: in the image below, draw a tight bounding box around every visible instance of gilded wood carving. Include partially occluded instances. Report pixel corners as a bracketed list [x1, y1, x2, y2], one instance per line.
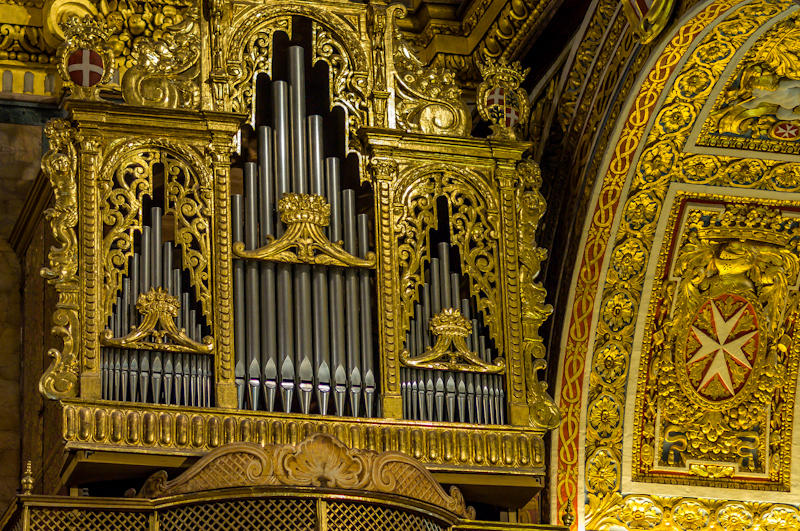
[135, 433, 476, 519]
[633, 197, 800, 491]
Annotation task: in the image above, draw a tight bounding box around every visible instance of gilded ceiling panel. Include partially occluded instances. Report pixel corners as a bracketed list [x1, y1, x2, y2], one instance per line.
[632, 194, 800, 492]
[696, 15, 800, 155]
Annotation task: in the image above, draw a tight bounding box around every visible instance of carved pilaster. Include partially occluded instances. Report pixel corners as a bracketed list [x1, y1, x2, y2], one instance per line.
[77, 131, 103, 399]
[208, 135, 237, 408]
[494, 162, 527, 424]
[370, 157, 402, 418]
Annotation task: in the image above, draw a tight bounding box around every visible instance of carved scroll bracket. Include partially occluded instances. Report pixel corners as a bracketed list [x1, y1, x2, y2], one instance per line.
[120, 6, 200, 109]
[390, 8, 471, 137]
[233, 193, 376, 268]
[515, 159, 559, 429]
[102, 288, 213, 354]
[401, 308, 506, 373]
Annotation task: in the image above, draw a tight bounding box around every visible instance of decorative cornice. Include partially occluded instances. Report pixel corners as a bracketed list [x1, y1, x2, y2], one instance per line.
[135, 433, 476, 519]
[396, 0, 559, 81]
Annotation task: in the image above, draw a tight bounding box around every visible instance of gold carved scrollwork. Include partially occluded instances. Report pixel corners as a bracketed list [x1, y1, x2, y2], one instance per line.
[120, 6, 200, 109]
[102, 287, 213, 354]
[39, 118, 81, 400]
[224, 4, 370, 158]
[224, 14, 291, 117]
[233, 193, 376, 268]
[165, 152, 213, 318]
[312, 19, 369, 151]
[100, 150, 154, 322]
[135, 433, 475, 519]
[100, 146, 213, 324]
[391, 8, 470, 137]
[401, 308, 506, 373]
[394, 167, 501, 353]
[516, 159, 559, 430]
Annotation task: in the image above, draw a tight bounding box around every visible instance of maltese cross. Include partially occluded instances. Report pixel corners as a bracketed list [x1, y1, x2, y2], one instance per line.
[688, 299, 757, 398]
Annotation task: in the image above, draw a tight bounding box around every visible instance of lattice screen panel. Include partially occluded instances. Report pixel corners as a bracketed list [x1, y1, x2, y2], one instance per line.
[158, 498, 316, 531]
[28, 508, 148, 531]
[327, 502, 446, 531]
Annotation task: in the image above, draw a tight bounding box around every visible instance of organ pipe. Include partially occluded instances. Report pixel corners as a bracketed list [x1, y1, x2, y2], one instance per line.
[101, 206, 212, 406]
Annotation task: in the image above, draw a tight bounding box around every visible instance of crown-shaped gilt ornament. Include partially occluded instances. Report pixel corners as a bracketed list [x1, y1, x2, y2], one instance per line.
[56, 15, 116, 100]
[686, 204, 800, 248]
[476, 57, 530, 140]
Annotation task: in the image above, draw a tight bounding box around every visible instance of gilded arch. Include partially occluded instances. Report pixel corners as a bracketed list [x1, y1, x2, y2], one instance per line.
[552, 0, 800, 528]
[222, 3, 371, 154]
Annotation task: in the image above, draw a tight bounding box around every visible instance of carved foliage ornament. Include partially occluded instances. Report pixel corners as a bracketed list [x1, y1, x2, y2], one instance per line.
[233, 193, 376, 268]
[120, 6, 200, 109]
[56, 15, 115, 100]
[39, 118, 80, 399]
[136, 433, 475, 519]
[102, 288, 213, 354]
[401, 308, 506, 373]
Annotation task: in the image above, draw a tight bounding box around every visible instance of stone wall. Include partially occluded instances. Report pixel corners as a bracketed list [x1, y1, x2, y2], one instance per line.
[0, 237, 20, 504]
[0, 117, 48, 508]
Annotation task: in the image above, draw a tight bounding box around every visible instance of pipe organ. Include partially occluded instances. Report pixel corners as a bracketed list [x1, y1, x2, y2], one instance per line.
[21, 0, 562, 525]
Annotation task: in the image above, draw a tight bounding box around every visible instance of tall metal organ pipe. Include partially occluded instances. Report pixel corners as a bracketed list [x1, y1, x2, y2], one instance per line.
[102, 206, 211, 406]
[400, 237, 506, 424]
[226, 42, 384, 418]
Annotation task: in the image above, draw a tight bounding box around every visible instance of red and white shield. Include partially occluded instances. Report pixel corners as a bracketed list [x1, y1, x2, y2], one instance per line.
[67, 49, 104, 87]
[486, 87, 520, 128]
[771, 121, 800, 141]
